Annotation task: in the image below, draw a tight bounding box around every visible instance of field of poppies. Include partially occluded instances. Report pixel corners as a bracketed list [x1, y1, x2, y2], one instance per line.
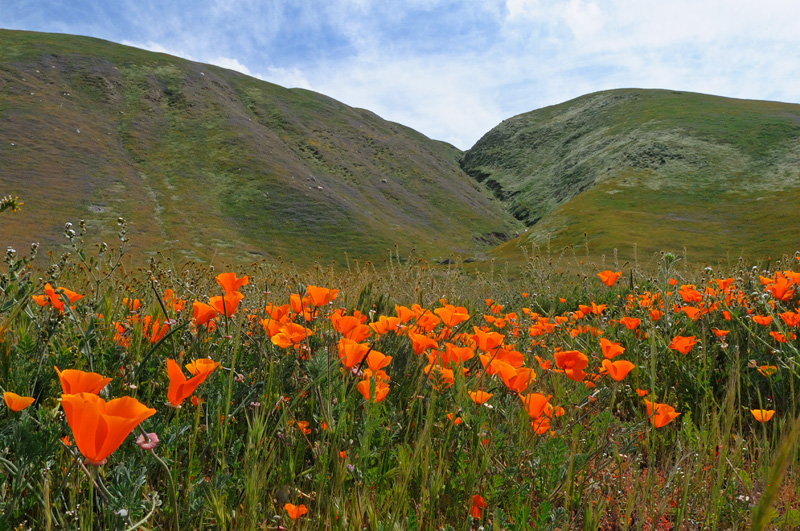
[2, 220, 800, 530]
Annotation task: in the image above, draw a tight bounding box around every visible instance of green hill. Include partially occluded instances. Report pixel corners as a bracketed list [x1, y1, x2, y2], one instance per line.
[461, 89, 800, 265]
[0, 30, 519, 265]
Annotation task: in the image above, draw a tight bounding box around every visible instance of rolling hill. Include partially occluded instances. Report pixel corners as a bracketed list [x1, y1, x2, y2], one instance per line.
[0, 29, 519, 266]
[460, 89, 800, 265]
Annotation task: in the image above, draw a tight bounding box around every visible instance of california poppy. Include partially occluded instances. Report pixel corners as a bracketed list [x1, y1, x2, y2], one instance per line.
[4, 391, 34, 412]
[601, 359, 635, 381]
[55, 366, 112, 395]
[216, 272, 248, 294]
[757, 365, 778, 377]
[597, 270, 622, 287]
[209, 291, 244, 318]
[33, 283, 83, 312]
[520, 392, 551, 419]
[751, 409, 775, 422]
[166, 358, 217, 407]
[669, 335, 698, 355]
[366, 350, 392, 372]
[305, 285, 340, 307]
[284, 503, 308, 519]
[619, 316, 641, 330]
[357, 377, 390, 402]
[192, 301, 218, 326]
[469, 390, 492, 405]
[600, 338, 625, 359]
[434, 305, 470, 328]
[644, 399, 681, 428]
[337, 338, 371, 369]
[185, 358, 221, 377]
[60, 392, 156, 465]
[752, 315, 772, 326]
[470, 494, 487, 518]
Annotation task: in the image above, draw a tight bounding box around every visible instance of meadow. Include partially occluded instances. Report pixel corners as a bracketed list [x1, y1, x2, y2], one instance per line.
[2, 215, 800, 530]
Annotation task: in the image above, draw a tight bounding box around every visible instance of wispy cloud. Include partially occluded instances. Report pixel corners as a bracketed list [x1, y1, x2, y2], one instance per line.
[5, 0, 800, 148]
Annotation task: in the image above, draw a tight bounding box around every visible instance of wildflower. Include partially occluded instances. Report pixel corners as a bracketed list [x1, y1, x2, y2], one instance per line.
[356, 377, 389, 402]
[55, 366, 112, 395]
[434, 304, 470, 328]
[520, 393, 551, 419]
[0, 195, 23, 213]
[471, 326, 504, 352]
[597, 270, 622, 287]
[305, 285, 340, 306]
[4, 392, 34, 412]
[135, 432, 159, 450]
[339, 450, 347, 459]
[60, 393, 156, 465]
[752, 315, 772, 326]
[216, 272, 248, 294]
[469, 390, 493, 405]
[600, 338, 625, 359]
[601, 359, 635, 381]
[619, 316, 641, 330]
[470, 494, 487, 518]
[33, 283, 83, 312]
[644, 399, 681, 428]
[284, 503, 308, 520]
[757, 365, 778, 377]
[554, 349, 589, 381]
[337, 338, 371, 369]
[297, 421, 311, 435]
[669, 335, 698, 355]
[192, 301, 218, 326]
[636, 389, 648, 397]
[711, 328, 729, 338]
[366, 350, 392, 372]
[209, 291, 244, 318]
[185, 358, 221, 377]
[166, 358, 217, 407]
[446, 412, 463, 425]
[751, 409, 775, 422]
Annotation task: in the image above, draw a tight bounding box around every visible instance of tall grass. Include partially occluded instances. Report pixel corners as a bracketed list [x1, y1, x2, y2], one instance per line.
[1, 229, 800, 530]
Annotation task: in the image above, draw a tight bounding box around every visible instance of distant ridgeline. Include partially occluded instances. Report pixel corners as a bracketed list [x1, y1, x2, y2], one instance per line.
[2, 29, 800, 267]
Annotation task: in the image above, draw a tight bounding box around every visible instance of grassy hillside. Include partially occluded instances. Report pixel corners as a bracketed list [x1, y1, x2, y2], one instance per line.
[461, 89, 800, 265]
[0, 30, 519, 265]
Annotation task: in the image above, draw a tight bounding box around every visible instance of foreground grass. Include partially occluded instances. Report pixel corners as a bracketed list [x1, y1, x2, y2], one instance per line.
[2, 234, 800, 530]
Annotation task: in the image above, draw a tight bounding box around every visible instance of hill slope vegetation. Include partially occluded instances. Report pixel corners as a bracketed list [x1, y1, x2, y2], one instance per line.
[0, 30, 518, 265]
[461, 89, 800, 264]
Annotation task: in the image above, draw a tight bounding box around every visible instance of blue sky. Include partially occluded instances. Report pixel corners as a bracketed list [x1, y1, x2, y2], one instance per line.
[3, 0, 800, 149]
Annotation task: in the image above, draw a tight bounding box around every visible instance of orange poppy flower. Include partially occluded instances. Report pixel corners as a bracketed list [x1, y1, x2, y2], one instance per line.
[284, 503, 308, 519]
[424, 364, 455, 391]
[192, 301, 218, 326]
[500, 366, 536, 393]
[55, 366, 113, 395]
[471, 327, 504, 352]
[619, 316, 641, 330]
[470, 495, 487, 518]
[644, 399, 681, 428]
[209, 291, 244, 318]
[185, 358, 220, 377]
[366, 350, 392, 372]
[446, 412, 463, 425]
[751, 409, 775, 422]
[305, 285, 340, 307]
[445, 343, 475, 364]
[554, 350, 589, 371]
[434, 305, 470, 328]
[769, 331, 788, 343]
[601, 359, 635, 381]
[766, 275, 794, 302]
[166, 358, 216, 407]
[34, 283, 83, 312]
[60, 392, 156, 465]
[711, 328, 729, 338]
[669, 335, 698, 355]
[597, 270, 622, 287]
[337, 338, 371, 369]
[757, 365, 778, 377]
[600, 338, 625, 359]
[216, 272, 248, 294]
[469, 390, 493, 405]
[531, 415, 551, 434]
[369, 315, 402, 335]
[635, 388, 648, 397]
[752, 315, 772, 326]
[357, 378, 390, 402]
[520, 393, 551, 419]
[271, 322, 314, 348]
[4, 392, 35, 412]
